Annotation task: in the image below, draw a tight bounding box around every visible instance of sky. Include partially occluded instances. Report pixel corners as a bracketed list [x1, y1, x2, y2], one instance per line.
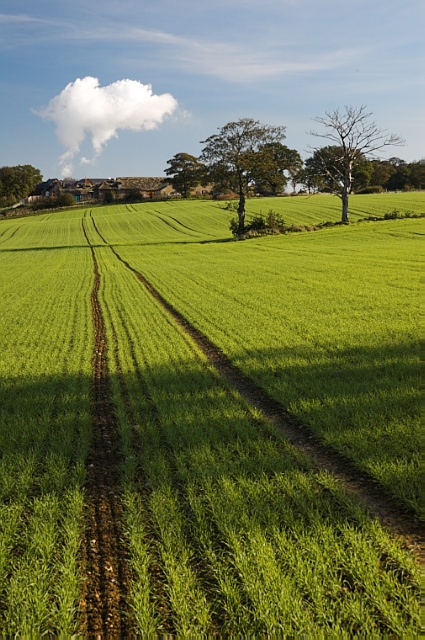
[0, 0, 423, 180]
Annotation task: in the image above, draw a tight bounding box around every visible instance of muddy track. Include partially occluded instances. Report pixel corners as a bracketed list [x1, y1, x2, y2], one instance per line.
[91, 250, 422, 562]
[80, 218, 130, 635]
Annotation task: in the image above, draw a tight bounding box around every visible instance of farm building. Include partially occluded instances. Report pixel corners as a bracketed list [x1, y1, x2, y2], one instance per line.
[28, 176, 179, 203]
[95, 177, 177, 200]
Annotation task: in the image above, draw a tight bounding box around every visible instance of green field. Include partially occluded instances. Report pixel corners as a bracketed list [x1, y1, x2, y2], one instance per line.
[243, 191, 425, 224]
[0, 192, 422, 635]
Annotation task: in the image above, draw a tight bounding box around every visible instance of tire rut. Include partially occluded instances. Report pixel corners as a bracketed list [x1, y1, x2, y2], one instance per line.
[80, 218, 130, 635]
[0, 225, 21, 245]
[88, 214, 424, 562]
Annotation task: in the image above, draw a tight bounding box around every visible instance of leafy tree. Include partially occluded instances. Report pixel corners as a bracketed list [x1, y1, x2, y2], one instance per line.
[31, 192, 76, 211]
[369, 160, 396, 188]
[385, 163, 411, 191]
[0, 165, 43, 207]
[200, 118, 286, 235]
[309, 106, 404, 223]
[298, 161, 325, 193]
[381, 158, 425, 191]
[408, 160, 425, 189]
[285, 149, 304, 193]
[56, 192, 75, 207]
[351, 156, 373, 192]
[369, 158, 424, 191]
[304, 145, 353, 193]
[103, 190, 115, 203]
[304, 146, 374, 195]
[387, 156, 406, 168]
[125, 190, 143, 203]
[252, 143, 302, 195]
[165, 152, 204, 198]
[251, 143, 287, 195]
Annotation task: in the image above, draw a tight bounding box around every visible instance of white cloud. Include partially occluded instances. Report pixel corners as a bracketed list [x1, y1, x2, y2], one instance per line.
[34, 76, 178, 176]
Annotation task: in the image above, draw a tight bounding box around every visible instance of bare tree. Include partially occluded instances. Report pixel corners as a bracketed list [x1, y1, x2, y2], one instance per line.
[309, 106, 404, 223]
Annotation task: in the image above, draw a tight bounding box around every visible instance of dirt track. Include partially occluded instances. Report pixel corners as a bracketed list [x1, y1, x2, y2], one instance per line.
[79, 212, 423, 630]
[101, 231, 423, 561]
[80, 218, 130, 635]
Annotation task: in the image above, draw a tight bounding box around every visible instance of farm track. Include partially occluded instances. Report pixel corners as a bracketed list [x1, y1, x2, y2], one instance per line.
[0, 225, 20, 245]
[88, 215, 424, 563]
[145, 209, 198, 237]
[80, 218, 130, 635]
[155, 210, 216, 236]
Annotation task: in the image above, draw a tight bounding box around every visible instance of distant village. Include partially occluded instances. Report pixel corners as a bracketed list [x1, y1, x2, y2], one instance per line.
[29, 176, 212, 204]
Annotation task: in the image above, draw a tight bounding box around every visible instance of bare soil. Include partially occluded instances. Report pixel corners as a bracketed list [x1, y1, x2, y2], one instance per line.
[80, 219, 130, 635]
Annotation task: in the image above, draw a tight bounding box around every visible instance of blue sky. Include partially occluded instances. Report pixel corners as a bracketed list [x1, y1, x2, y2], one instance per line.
[1, 0, 423, 179]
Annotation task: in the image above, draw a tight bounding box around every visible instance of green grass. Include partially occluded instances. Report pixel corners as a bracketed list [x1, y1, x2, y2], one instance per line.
[243, 191, 425, 224]
[89, 214, 420, 634]
[0, 213, 93, 634]
[79, 192, 425, 245]
[0, 194, 422, 634]
[97, 206, 423, 513]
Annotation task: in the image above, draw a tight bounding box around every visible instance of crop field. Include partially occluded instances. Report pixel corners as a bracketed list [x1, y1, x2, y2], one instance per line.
[0, 192, 422, 635]
[243, 191, 425, 225]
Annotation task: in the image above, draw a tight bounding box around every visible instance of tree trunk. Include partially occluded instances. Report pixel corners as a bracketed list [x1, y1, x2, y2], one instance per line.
[341, 188, 349, 223]
[341, 161, 352, 223]
[237, 192, 246, 235]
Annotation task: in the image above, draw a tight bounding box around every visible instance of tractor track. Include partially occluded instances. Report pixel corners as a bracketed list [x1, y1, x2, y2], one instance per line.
[80, 218, 130, 635]
[88, 212, 423, 562]
[89, 226, 423, 566]
[0, 225, 21, 245]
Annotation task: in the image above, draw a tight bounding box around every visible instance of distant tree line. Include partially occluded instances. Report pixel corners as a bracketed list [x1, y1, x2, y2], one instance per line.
[300, 153, 424, 192]
[165, 151, 424, 203]
[30, 192, 76, 210]
[165, 106, 422, 230]
[0, 165, 42, 207]
[2, 106, 423, 231]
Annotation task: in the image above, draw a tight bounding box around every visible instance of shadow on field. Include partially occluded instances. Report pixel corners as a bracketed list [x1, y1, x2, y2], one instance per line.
[0, 346, 419, 507]
[0, 244, 102, 253]
[0, 373, 92, 502]
[226, 341, 420, 512]
[0, 237, 236, 253]
[1, 361, 420, 636]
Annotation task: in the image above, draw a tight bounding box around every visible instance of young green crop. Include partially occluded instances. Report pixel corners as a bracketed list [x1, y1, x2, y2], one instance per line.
[0, 196, 422, 634]
[0, 211, 93, 634]
[88, 192, 425, 244]
[88, 211, 420, 634]
[243, 192, 425, 224]
[101, 207, 422, 514]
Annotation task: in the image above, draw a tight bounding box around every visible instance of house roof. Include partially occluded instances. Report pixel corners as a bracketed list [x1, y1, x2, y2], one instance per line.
[30, 179, 60, 195]
[87, 178, 108, 185]
[116, 177, 168, 191]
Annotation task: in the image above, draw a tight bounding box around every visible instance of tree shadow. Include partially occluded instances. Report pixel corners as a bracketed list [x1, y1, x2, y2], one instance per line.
[225, 341, 420, 512]
[0, 339, 419, 508]
[0, 349, 420, 633]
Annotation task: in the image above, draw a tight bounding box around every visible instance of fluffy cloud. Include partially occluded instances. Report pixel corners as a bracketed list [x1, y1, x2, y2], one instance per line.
[35, 76, 178, 175]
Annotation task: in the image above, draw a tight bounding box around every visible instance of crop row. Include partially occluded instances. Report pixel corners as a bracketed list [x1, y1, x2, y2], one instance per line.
[0, 202, 421, 634]
[0, 213, 93, 634]
[243, 192, 425, 224]
[90, 192, 425, 245]
[86, 212, 420, 634]
[98, 208, 422, 513]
